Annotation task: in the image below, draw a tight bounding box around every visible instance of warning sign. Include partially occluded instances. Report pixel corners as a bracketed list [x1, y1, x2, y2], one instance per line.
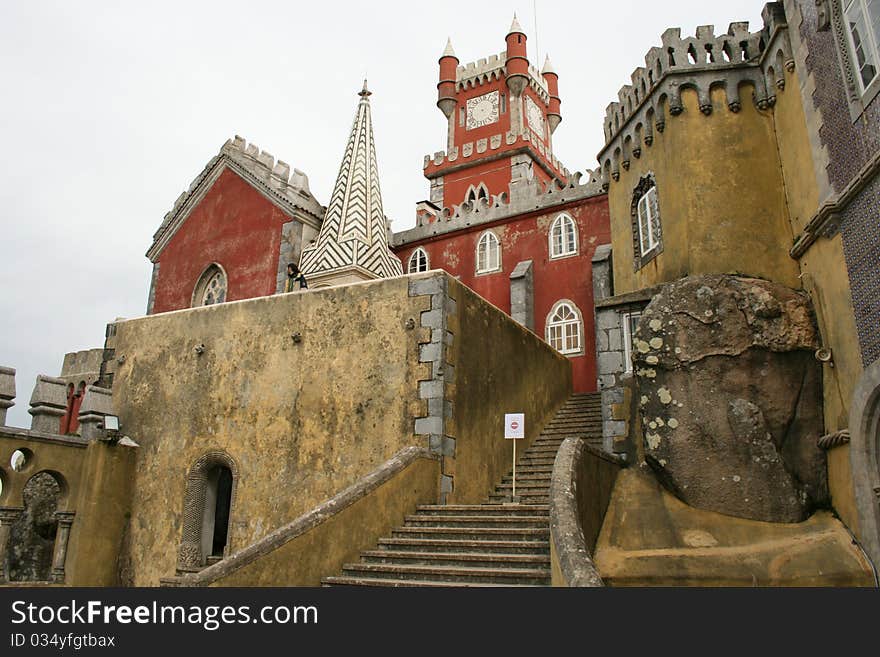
[504, 413, 525, 440]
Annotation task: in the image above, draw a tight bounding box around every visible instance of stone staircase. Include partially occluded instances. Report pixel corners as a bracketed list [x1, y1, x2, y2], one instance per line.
[322, 393, 601, 587]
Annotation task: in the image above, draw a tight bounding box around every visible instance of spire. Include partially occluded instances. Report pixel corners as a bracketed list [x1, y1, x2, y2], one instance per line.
[442, 37, 457, 58]
[299, 83, 403, 286]
[542, 54, 555, 75]
[508, 13, 525, 35]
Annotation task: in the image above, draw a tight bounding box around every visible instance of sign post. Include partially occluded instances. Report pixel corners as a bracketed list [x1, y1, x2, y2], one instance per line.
[504, 413, 525, 504]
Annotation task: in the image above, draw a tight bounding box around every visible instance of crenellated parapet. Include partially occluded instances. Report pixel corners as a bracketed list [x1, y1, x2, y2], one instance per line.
[146, 136, 325, 262]
[597, 2, 793, 186]
[394, 169, 604, 247]
[424, 130, 566, 179]
[455, 52, 551, 103]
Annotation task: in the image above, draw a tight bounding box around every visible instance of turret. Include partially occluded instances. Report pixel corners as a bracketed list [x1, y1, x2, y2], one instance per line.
[542, 55, 561, 134]
[437, 38, 459, 119]
[505, 14, 528, 97]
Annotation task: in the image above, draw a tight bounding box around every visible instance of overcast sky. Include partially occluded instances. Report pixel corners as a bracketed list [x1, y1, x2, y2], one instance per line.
[0, 0, 764, 427]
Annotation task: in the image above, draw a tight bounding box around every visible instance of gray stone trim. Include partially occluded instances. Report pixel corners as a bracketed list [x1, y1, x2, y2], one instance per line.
[822, 0, 880, 120]
[594, 285, 664, 310]
[275, 220, 304, 293]
[146, 262, 160, 315]
[509, 260, 534, 331]
[409, 273, 457, 504]
[77, 385, 115, 442]
[0, 367, 15, 427]
[549, 438, 625, 587]
[0, 424, 89, 447]
[817, 429, 851, 449]
[162, 447, 436, 587]
[790, 147, 880, 257]
[393, 171, 604, 247]
[146, 136, 325, 262]
[848, 358, 880, 569]
[28, 375, 67, 434]
[591, 245, 613, 303]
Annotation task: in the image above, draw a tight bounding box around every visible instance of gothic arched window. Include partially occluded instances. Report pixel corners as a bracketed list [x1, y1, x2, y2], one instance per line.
[476, 231, 501, 274]
[549, 213, 578, 258]
[192, 264, 227, 308]
[408, 248, 429, 274]
[546, 301, 583, 356]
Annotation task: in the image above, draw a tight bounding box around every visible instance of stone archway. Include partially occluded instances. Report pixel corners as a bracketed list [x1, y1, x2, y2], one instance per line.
[176, 451, 239, 573]
[849, 359, 880, 568]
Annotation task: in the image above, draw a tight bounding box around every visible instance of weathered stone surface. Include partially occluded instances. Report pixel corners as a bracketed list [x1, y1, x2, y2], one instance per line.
[6, 473, 60, 582]
[634, 274, 826, 523]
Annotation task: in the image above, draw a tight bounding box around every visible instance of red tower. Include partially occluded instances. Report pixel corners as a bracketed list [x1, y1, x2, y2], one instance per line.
[425, 15, 566, 210]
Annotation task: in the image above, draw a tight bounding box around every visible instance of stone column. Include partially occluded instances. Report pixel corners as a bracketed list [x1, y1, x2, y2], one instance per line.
[0, 507, 23, 582]
[177, 470, 208, 573]
[509, 260, 534, 331]
[50, 511, 75, 583]
[77, 385, 115, 442]
[0, 367, 15, 426]
[28, 375, 68, 434]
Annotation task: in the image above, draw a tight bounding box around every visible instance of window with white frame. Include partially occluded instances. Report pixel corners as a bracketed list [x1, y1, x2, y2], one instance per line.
[630, 174, 663, 270]
[622, 311, 643, 374]
[636, 187, 661, 256]
[549, 213, 578, 258]
[546, 301, 583, 355]
[476, 231, 501, 273]
[844, 0, 880, 92]
[407, 247, 429, 273]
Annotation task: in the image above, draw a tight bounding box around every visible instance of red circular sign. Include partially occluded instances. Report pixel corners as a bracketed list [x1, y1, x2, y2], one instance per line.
[511, 422, 519, 430]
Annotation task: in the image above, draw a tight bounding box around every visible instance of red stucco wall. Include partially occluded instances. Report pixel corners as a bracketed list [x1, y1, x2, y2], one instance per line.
[396, 194, 611, 393]
[151, 168, 291, 314]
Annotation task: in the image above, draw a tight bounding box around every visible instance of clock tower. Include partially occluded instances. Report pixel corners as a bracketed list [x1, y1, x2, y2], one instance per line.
[425, 15, 565, 212]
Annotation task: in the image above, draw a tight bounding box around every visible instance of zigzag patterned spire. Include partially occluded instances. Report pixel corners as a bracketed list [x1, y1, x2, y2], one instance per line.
[300, 81, 403, 282]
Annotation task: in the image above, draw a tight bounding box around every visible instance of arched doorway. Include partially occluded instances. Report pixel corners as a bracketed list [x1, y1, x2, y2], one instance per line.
[850, 359, 880, 568]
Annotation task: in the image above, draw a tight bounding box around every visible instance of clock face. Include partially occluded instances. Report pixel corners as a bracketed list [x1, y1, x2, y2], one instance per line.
[466, 91, 500, 130]
[526, 96, 545, 137]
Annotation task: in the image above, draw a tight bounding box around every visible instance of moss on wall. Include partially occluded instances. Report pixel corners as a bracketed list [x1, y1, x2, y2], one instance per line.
[608, 86, 800, 294]
[112, 277, 432, 585]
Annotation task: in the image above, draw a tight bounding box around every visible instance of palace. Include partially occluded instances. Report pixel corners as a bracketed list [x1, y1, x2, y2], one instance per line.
[0, 1, 878, 587]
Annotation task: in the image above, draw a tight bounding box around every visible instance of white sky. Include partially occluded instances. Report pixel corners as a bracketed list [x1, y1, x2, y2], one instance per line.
[0, 0, 764, 427]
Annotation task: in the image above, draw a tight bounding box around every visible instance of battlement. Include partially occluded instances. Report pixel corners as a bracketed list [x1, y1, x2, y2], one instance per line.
[0, 366, 116, 440]
[456, 51, 550, 101]
[147, 136, 325, 262]
[597, 2, 793, 185]
[424, 130, 565, 178]
[394, 169, 604, 247]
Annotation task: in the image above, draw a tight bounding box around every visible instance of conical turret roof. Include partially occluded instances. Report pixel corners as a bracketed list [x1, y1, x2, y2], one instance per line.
[300, 81, 403, 283]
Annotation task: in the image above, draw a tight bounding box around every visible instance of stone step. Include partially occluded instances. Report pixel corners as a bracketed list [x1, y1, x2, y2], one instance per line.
[516, 458, 557, 467]
[524, 445, 564, 454]
[337, 562, 550, 586]
[360, 550, 551, 569]
[512, 466, 554, 474]
[501, 474, 550, 484]
[415, 504, 548, 516]
[492, 481, 550, 492]
[376, 538, 549, 555]
[392, 526, 548, 541]
[404, 515, 548, 528]
[488, 494, 550, 505]
[322, 576, 539, 587]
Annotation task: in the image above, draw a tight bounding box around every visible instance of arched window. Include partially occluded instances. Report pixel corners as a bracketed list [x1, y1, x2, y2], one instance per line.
[192, 264, 227, 308]
[407, 248, 429, 273]
[476, 231, 501, 274]
[549, 213, 578, 258]
[465, 184, 489, 205]
[177, 452, 238, 572]
[546, 301, 583, 355]
[631, 175, 663, 269]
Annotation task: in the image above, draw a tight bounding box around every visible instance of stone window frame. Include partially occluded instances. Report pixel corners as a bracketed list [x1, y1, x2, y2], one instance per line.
[464, 183, 490, 205]
[191, 263, 228, 308]
[548, 213, 578, 260]
[545, 299, 585, 357]
[822, 0, 880, 119]
[630, 174, 663, 271]
[621, 310, 643, 374]
[176, 451, 239, 573]
[407, 247, 430, 274]
[475, 230, 502, 275]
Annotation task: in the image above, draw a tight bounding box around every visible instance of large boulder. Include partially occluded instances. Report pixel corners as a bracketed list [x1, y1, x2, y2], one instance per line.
[633, 274, 827, 523]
